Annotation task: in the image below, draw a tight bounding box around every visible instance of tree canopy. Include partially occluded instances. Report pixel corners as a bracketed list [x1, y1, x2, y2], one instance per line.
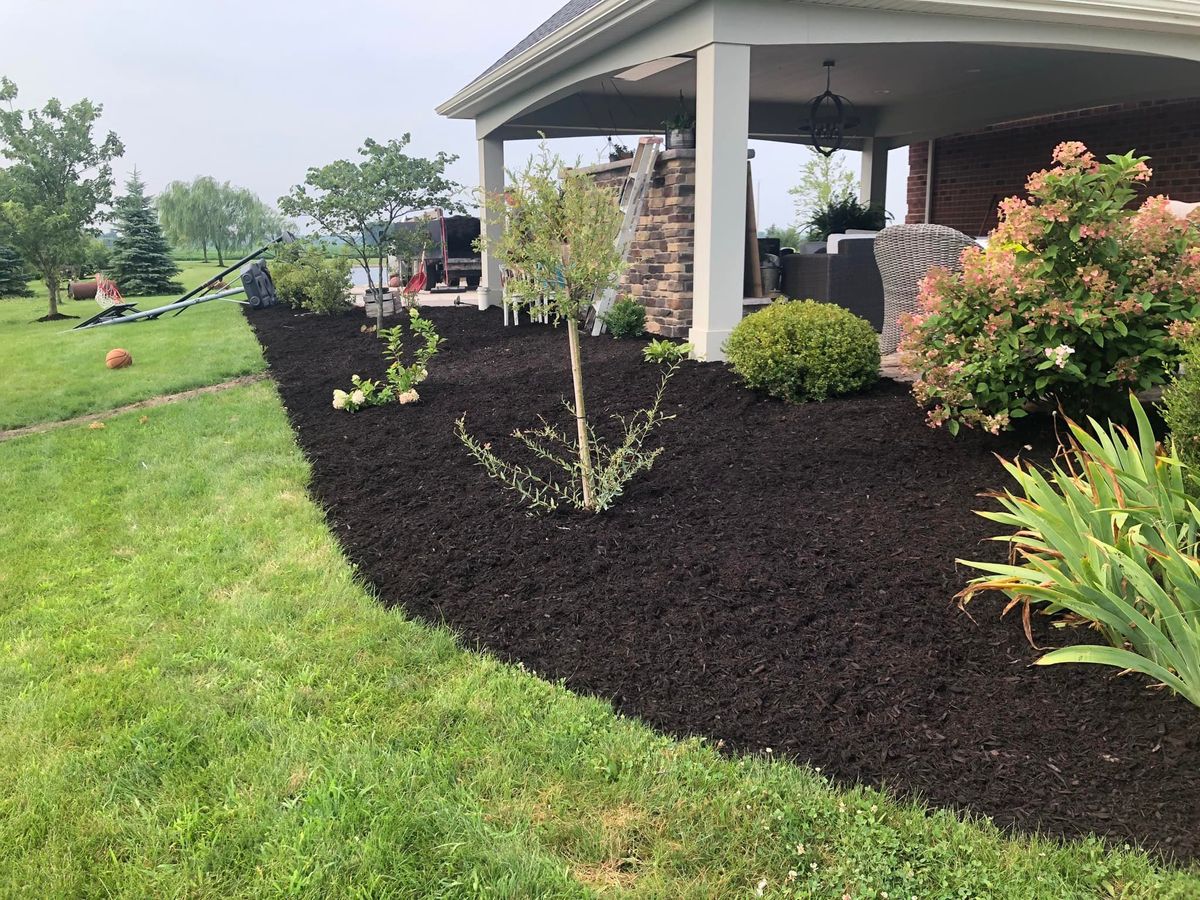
[278, 135, 462, 330]
[157, 176, 282, 265]
[789, 148, 856, 236]
[0, 76, 124, 319]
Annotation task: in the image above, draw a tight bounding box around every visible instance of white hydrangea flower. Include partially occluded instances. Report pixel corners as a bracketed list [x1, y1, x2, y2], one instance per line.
[332, 390, 348, 410]
[1044, 344, 1075, 369]
[351, 389, 366, 406]
[397, 389, 420, 405]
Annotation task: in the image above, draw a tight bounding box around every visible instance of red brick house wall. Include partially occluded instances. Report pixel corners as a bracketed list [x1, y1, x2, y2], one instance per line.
[906, 99, 1200, 235]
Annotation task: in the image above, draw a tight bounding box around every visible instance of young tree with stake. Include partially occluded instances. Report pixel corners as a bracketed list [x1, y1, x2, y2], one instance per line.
[458, 144, 690, 513]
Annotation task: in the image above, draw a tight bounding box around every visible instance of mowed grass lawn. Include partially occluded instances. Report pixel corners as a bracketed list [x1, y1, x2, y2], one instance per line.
[0, 263, 264, 430]
[0, 309, 1197, 895]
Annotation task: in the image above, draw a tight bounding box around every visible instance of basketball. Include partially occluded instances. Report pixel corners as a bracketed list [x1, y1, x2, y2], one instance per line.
[105, 348, 133, 369]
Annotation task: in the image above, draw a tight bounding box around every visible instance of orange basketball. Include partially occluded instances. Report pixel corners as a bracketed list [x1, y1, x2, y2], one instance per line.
[105, 348, 133, 369]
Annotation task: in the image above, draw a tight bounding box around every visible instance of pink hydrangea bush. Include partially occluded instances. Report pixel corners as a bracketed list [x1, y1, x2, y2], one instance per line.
[901, 143, 1200, 434]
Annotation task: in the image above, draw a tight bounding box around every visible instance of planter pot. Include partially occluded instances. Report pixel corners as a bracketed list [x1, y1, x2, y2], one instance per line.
[665, 128, 696, 151]
[388, 274, 402, 289]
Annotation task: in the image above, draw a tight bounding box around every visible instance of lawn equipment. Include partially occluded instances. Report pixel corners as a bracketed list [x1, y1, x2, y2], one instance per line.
[72, 232, 295, 331]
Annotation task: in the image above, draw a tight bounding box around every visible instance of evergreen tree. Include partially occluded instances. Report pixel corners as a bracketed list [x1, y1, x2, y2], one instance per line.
[109, 170, 182, 296]
[0, 244, 32, 297]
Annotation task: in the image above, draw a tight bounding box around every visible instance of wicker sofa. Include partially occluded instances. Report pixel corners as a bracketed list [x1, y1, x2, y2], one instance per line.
[780, 238, 885, 331]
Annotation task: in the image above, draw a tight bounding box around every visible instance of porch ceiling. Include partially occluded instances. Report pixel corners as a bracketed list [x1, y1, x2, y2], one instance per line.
[494, 41, 1200, 145]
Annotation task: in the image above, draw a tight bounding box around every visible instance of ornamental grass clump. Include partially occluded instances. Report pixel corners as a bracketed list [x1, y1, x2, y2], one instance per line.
[902, 143, 1200, 435]
[959, 396, 1200, 709]
[457, 143, 692, 514]
[332, 307, 442, 412]
[723, 300, 879, 402]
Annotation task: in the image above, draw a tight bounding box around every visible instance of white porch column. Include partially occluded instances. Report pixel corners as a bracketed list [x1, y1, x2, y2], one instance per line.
[859, 137, 889, 211]
[477, 134, 505, 310]
[689, 42, 751, 361]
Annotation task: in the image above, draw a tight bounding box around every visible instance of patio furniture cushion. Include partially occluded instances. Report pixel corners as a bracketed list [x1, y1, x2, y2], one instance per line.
[874, 224, 976, 355]
[781, 238, 884, 330]
[826, 232, 879, 254]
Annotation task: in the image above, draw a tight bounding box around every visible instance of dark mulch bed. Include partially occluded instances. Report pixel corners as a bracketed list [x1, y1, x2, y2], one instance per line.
[248, 305, 1200, 860]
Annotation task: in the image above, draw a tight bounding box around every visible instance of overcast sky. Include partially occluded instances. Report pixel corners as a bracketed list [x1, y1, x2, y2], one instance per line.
[0, 0, 908, 231]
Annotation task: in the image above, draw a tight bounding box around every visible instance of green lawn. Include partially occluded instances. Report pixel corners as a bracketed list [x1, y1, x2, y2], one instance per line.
[0, 313, 1197, 895]
[0, 263, 265, 430]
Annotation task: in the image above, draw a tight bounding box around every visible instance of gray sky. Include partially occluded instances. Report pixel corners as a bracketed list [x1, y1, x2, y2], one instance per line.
[0, 0, 908, 230]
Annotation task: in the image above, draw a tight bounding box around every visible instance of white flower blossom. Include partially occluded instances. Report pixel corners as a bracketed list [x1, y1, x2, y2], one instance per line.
[1044, 344, 1075, 369]
[397, 389, 420, 405]
[351, 389, 366, 406]
[332, 390, 348, 410]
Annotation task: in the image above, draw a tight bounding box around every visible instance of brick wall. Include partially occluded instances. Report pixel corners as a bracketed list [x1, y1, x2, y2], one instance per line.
[906, 98, 1200, 235]
[583, 151, 696, 338]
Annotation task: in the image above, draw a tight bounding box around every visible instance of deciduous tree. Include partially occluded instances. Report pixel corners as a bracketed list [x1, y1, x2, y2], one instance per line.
[0, 77, 124, 319]
[279, 135, 462, 331]
[789, 148, 856, 234]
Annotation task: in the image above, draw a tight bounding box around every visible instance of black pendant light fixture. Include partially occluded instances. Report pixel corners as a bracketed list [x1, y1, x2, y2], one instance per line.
[804, 60, 860, 157]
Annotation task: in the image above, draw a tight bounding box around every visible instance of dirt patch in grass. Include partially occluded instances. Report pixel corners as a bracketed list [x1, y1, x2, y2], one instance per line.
[249, 304, 1200, 861]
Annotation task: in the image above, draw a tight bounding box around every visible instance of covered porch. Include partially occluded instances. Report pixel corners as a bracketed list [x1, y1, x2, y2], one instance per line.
[438, 0, 1200, 359]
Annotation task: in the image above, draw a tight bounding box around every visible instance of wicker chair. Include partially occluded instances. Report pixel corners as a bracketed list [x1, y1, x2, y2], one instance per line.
[874, 224, 976, 354]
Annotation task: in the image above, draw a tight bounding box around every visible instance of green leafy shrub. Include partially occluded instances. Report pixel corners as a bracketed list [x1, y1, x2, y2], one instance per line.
[724, 300, 879, 402]
[271, 239, 352, 315]
[960, 396, 1200, 709]
[902, 144, 1200, 435]
[333, 308, 442, 412]
[1162, 339, 1200, 469]
[600, 296, 646, 339]
[805, 194, 887, 241]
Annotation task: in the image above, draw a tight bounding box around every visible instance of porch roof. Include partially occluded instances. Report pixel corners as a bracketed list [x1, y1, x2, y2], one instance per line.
[438, 0, 1200, 146]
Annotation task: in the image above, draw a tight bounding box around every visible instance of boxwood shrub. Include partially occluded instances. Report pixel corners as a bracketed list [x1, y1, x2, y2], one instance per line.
[724, 300, 880, 402]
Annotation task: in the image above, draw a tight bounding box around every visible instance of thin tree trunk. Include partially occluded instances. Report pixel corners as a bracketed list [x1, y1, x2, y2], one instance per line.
[378, 253, 386, 327]
[566, 316, 596, 510]
[46, 275, 59, 319]
[201, 239, 209, 263]
[215, 243, 224, 267]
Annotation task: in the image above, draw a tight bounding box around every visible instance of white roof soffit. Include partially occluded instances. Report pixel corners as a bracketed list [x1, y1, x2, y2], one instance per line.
[437, 0, 685, 120]
[438, 0, 1200, 120]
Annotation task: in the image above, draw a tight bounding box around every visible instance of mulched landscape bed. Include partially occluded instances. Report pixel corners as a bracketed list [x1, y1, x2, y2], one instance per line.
[249, 305, 1200, 860]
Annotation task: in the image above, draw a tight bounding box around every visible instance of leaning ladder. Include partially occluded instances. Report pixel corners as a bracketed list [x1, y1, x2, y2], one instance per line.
[591, 136, 661, 335]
